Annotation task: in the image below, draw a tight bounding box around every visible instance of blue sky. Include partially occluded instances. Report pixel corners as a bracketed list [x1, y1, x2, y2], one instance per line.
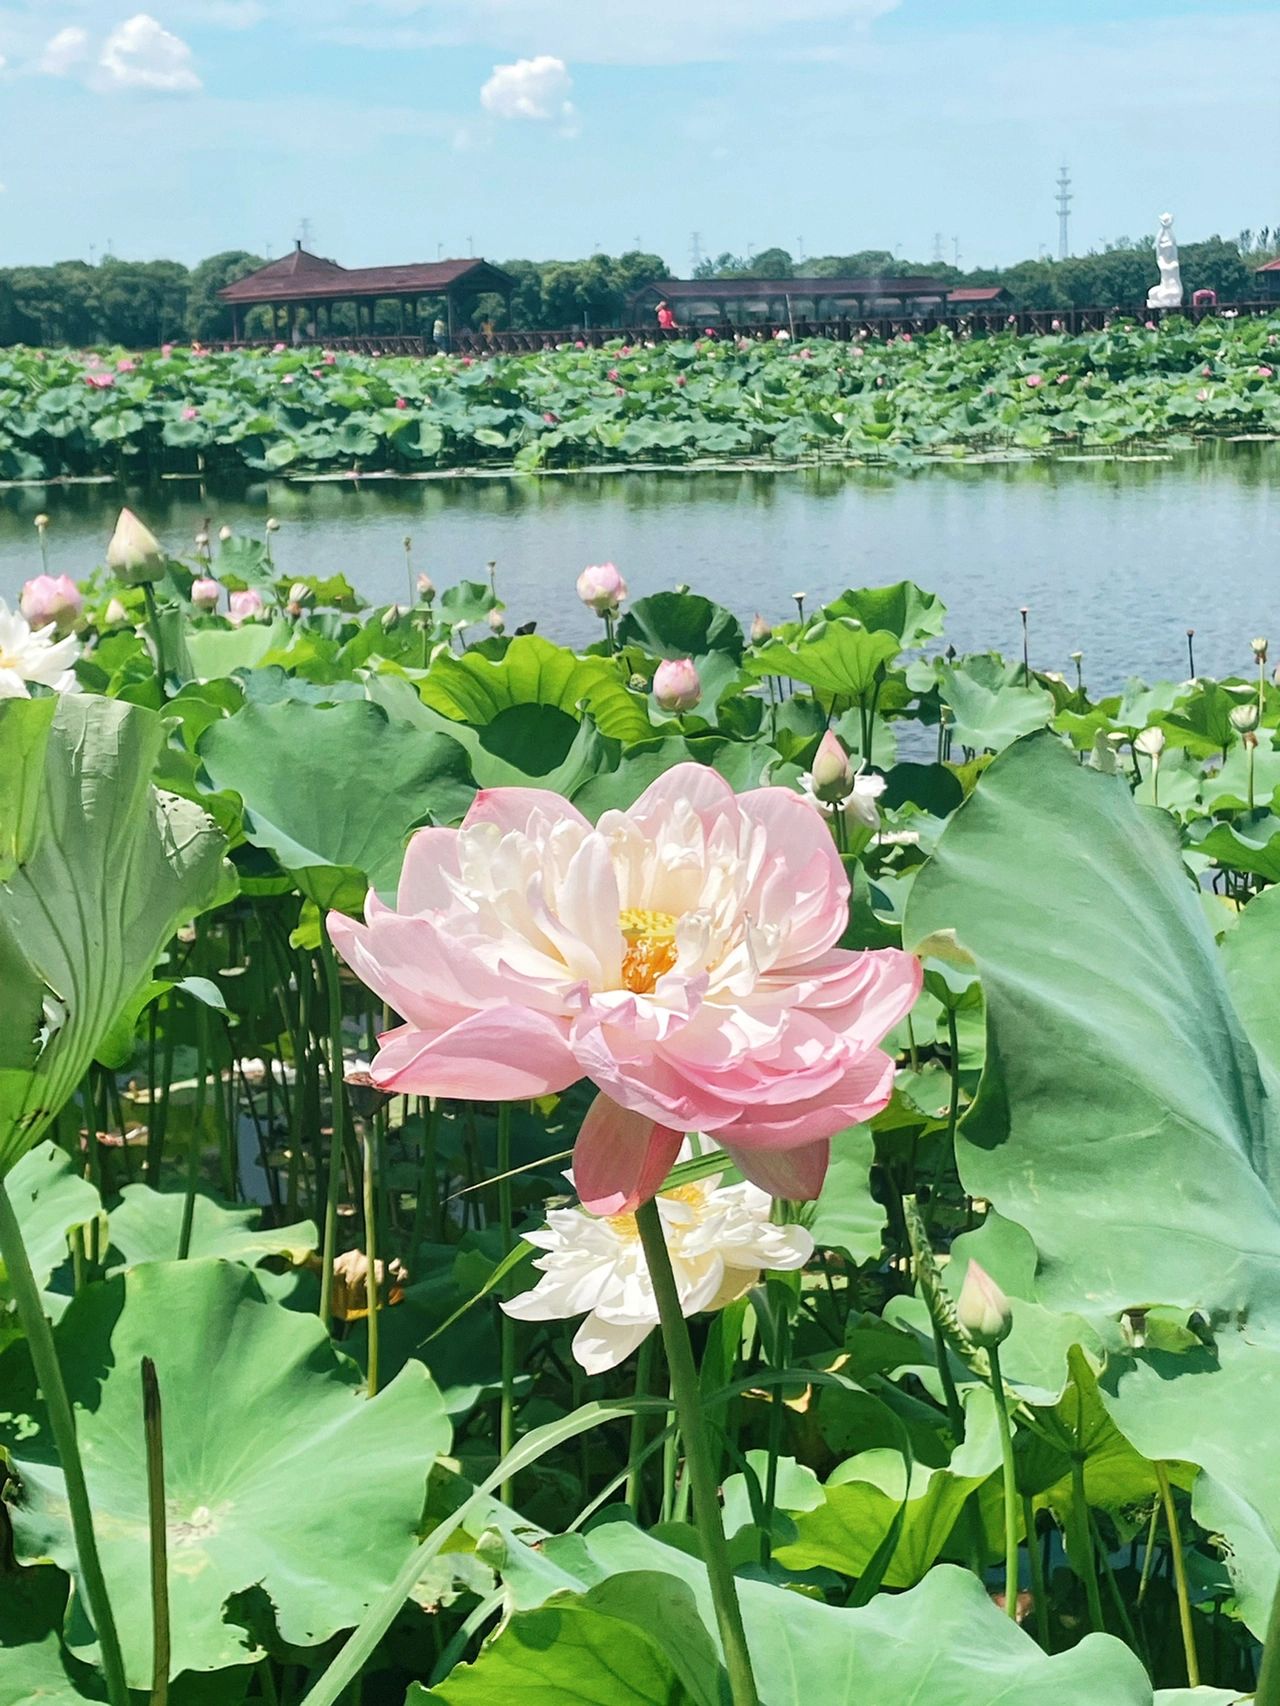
[0, 0, 1276, 271]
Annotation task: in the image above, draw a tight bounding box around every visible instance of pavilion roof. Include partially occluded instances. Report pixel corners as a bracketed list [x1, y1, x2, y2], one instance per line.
[947, 286, 1009, 302]
[219, 249, 514, 304]
[1255, 258, 1280, 273]
[635, 275, 950, 301]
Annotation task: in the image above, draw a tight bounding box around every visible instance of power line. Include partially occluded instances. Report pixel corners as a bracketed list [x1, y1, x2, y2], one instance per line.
[1056, 164, 1072, 261]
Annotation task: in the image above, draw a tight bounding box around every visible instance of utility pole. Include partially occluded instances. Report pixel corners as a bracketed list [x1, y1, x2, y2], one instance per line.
[932, 232, 945, 264]
[1056, 164, 1072, 260]
[690, 230, 704, 272]
[466, 234, 475, 256]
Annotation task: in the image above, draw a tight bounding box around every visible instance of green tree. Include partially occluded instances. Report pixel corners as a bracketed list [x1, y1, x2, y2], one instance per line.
[186, 250, 264, 340]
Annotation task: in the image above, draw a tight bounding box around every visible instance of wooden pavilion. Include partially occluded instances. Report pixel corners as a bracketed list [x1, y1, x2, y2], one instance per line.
[217, 244, 515, 341]
[629, 275, 951, 325]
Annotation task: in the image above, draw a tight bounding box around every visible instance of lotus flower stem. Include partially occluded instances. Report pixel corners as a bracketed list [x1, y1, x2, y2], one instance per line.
[408, 1098, 440, 1262]
[363, 1134, 380, 1398]
[1070, 1450, 1106, 1632]
[1156, 1460, 1200, 1688]
[623, 1335, 656, 1515]
[1135, 1499, 1160, 1608]
[635, 1193, 760, 1706]
[1022, 1493, 1051, 1651]
[497, 1101, 516, 1501]
[318, 929, 349, 1328]
[0, 1177, 130, 1706]
[142, 582, 168, 689]
[178, 1001, 211, 1260]
[986, 1341, 1021, 1619]
[142, 1356, 171, 1705]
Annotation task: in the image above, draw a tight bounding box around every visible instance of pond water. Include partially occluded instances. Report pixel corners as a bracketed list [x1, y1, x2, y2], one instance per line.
[1, 443, 1276, 688]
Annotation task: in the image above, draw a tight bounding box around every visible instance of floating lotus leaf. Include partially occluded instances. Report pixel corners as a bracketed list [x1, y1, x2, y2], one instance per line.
[0, 1259, 451, 1687]
[103, 1186, 315, 1272]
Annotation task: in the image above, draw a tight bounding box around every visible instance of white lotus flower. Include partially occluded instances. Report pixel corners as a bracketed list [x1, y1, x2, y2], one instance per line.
[0, 601, 80, 699]
[504, 1154, 813, 1375]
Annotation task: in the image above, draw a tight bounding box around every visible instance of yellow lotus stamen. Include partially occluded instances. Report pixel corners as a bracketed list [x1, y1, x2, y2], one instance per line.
[619, 907, 680, 995]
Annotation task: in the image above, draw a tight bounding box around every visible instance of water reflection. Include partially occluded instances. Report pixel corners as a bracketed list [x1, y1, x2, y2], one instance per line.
[1, 442, 1275, 688]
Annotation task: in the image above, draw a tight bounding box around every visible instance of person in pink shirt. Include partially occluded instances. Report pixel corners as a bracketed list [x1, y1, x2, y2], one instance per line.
[656, 300, 677, 330]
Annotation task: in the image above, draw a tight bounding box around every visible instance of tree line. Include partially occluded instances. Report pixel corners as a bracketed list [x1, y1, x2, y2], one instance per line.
[0, 233, 1275, 348]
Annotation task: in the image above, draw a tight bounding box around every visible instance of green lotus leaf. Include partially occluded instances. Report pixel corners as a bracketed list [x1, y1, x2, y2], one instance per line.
[0, 1567, 107, 1705]
[104, 1186, 315, 1272]
[0, 1259, 451, 1687]
[822, 582, 947, 648]
[0, 696, 235, 1177]
[197, 698, 476, 896]
[418, 634, 654, 744]
[2, 1140, 100, 1306]
[937, 654, 1056, 752]
[746, 618, 900, 704]
[808, 1124, 883, 1264]
[616, 591, 744, 660]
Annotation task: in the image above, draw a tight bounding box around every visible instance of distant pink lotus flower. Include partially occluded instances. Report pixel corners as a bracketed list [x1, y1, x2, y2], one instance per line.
[1259, 365, 1275, 378]
[116, 356, 137, 372]
[273, 342, 286, 353]
[1145, 320, 1157, 331]
[1025, 373, 1043, 388]
[575, 340, 586, 349]
[328, 766, 920, 1211]
[1050, 319, 1062, 332]
[653, 657, 702, 713]
[620, 345, 632, 355]
[395, 397, 409, 409]
[229, 589, 264, 624]
[85, 373, 115, 389]
[1202, 366, 1212, 377]
[191, 576, 221, 612]
[181, 406, 199, 421]
[676, 375, 687, 387]
[161, 343, 174, 358]
[461, 356, 474, 367]
[324, 352, 337, 365]
[281, 374, 295, 385]
[901, 332, 912, 343]
[1197, 388, 1210, 402]
[608, 368, 620, 381]
[543, 411, 559, 424]
[20, 574, 82, 634]
[615, 385, 625, 395]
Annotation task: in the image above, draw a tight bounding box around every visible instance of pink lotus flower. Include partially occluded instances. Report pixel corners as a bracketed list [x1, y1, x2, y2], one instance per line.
[1202, 366, 1212, 377]
[161, 343, 174, 358]
[116, 356, 137, 372]
[85, 373, 115, 390]
[191, 576, 221, 612]
[20, 574, 82, 634]
[901, 333, 912, 344]
[608, 368, 620, 381]
[328, 766, 920, 1211]
[577, 562, 627, 615]
[396, 397, 409, 409]
[1025, 374, 1043, 388]
[1259, 366, 1275, 379]
[676, 375, 687, 387]
[1197, 388, 1210, 402]
[543, 411, 559, 425]
[615, 385, 625, 396]
[273, 342, 286, 353]
[653, 658, 702, 713]
[324, 352, 337, 365]
[1056, 373, 1070, 384]
[281, 374, 295, 385]
[229, 588, 264, 624]
[181, 406, 199, 421]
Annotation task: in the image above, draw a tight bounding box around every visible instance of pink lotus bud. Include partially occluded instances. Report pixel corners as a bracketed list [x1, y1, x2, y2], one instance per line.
[810, 730, 854, 802]
[116, 356, 136, 372]
[487, 607, 506, 634]
[190, 577, 221, 613]
[653, 657, 701, 713]
[1259, 366, 1275, 379]
[576, 562, 627, 615]
[1024, 373, 1043, 388]
[181, 406, 199, 421]
[396, 397, 408, 409]
[750, 612, 772, 644]
[417, 572, 435, 603]
[956, 1260, 1012, 1348]
[229, 589, 264, 625]
[106, 507, 165, 584]
[20, 574, 82, 634]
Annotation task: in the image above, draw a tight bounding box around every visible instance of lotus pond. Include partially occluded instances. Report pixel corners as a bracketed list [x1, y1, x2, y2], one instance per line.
[1, 313, 1278, 484]
[4, 515, 1280, 1706]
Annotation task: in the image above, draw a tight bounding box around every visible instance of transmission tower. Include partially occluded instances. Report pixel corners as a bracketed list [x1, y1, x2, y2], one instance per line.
[932, 231, 945, 264]
[952, 235, 961, 268]
[1055, 165, 1072, 260]
[690, 230, 704, 272]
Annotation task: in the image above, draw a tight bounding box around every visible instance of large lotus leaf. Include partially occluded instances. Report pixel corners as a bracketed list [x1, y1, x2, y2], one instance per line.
[570, 736, 778, 819]
[198, 698, 475, 895]
[1222, 881, 1280, 1089]
[616, 591, 744, 660]
[182, 621, 289, 682]
[0, 692, 55, 879]
[746, 618, 899, 704]
[1193, 812, 1280, 883]
[104, 1186, 315, 1272]
[490, 1528, 1152, 1705]
[905, 731, 1280, 1330]
[823, 581, 947, 648]
[808, 1125, 883, 1264]
[0, 1566, 106, 1705]
[418, 635, 654, 744]
[0, 1259, 451, 1687]
[416, 1573, 722, 1706]
[937, 655, 1056, 752]
[2, 1140, 100, 1302]
[0, 696, 234, 1176]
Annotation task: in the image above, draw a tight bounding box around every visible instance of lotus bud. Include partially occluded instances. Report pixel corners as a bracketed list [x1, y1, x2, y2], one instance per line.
[487, 607, 506, 634]
[218, 525, 234, 543]
[576, 561, 627, 615]
[810, 729, 855, 803]
[1252, 637, 1269, 664]
[190, 576, 221, 613]
[1069, 650, 1083, 663]
[104, 597, 128, 626]
[653, 657, 702, 713]
[195, 531, 211, 552]
[33, 513, 49, 532]
[265, 516, 281, 533]
[1134, 727, 1165, 759]
[228, 588, 264, 625]
[417, 572, 435, 604]
[287, 581, 313, 610]
[750, 612, 772, 645]
[381, 603, 402, 631]
[955, 1259, 1012, 1349]
[106, 507, 165, 584]
[20, 574, 82, 634]
[1230, 703, 1260, 734]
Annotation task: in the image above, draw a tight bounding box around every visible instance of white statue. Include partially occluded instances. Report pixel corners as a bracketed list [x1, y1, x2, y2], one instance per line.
[1146, 213, 1183, 309]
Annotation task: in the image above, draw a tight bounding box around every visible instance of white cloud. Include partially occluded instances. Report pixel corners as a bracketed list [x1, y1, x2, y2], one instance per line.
[99, 13, 201, 91]
[39, 26, 91, 76]
[480, 54, 575, 129]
